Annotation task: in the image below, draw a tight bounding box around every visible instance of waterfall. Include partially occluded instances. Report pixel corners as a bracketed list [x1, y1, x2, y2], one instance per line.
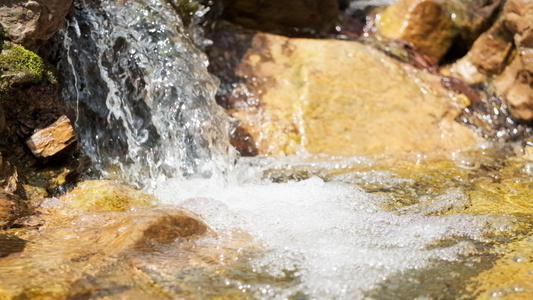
[47, 0, 235, 188]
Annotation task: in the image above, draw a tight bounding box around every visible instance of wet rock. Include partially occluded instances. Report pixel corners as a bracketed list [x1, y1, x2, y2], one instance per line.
[0, 0, 73, 50]
[222, 0, 338, 35]
[376, 0, 457, 61]
[0, 203, 214, 298]
[450, 0, 533, 121]
[0, 191, 28, 227]
[208, 25, 480, 157]
[60, 180, 156, 212]
[26, 115, 76, 158]
[0, 233, 26, 258]
[442, 0, 504, 52]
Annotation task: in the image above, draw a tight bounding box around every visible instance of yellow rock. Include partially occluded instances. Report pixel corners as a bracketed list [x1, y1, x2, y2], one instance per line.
[60, 180, 156, 212]
[221, 31, 480, 157]
[377, 0, 457, 61]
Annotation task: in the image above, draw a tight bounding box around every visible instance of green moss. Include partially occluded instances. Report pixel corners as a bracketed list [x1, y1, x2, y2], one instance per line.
[0, 41, 54, 90]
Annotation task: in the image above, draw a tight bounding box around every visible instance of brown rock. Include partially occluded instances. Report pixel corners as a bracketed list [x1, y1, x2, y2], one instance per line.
[0, 190, 27, 227]
[0, 104, 4, 133]
[377, 0, 457, 61]
[222, 0, 338, 34]
[26, 115, 76, 158]
[209, 27, 480, 157]
[0, 0, 73, 50]
[450, 0, 533, 120]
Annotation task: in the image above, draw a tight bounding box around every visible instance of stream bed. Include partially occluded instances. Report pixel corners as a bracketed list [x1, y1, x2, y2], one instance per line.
[2, 146, 533, 299]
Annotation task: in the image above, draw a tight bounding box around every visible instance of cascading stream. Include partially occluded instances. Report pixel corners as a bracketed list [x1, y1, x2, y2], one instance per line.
[48, 0, 235, 188]
[34, 1, 531, 299]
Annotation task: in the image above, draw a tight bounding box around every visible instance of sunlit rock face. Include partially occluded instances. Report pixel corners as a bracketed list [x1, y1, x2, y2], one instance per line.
[376, 0, 457, 61]
[450, 0, 533, 121]
[209, 24, 480, 157]
[60, 180, 156, 212]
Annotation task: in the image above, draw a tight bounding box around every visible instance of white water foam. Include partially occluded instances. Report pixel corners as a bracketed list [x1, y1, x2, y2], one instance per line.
[154, 158, 510, 299]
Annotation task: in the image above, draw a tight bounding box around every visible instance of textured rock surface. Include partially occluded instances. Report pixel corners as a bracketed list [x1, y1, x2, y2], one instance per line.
[451, 0, 533, 120]
[60, 180, 156, 212]
[376, 0, 457, 61]
[26, 115, 76, 158]
[209, 27, 480, 157]
[0, 0, 73, 50]
[222, 0, 338, 34]
[0, 191, 27, 228]
[0, 202, 214, 298]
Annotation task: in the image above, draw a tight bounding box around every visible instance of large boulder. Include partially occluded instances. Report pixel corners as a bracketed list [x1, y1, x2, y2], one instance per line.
[0, 0, 73, 50]
[208, 25, 480, 157]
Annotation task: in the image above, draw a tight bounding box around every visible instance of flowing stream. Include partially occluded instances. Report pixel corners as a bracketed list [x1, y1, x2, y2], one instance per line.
[21, 0, 533, 299]
[52, 0, 235, 188]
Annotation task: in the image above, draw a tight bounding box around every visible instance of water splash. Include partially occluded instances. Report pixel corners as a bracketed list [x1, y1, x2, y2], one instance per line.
[48, 0, 235, 188]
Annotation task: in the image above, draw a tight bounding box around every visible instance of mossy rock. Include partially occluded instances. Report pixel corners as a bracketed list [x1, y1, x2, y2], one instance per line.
[0, 41, 50, 90]
[61, 180, 156, 212]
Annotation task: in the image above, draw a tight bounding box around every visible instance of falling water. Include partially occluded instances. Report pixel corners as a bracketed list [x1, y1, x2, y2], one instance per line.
[48, 0, 235, 188]
[30, 0, 532, 299]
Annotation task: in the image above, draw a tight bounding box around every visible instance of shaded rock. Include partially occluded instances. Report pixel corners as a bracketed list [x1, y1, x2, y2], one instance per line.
[209, 27, 480, 157]
[0, 191, 28, 227]
[222, 0, 339, 35]
[0, 83, 69, 170]
[0, 233, 26, 258]
[0, 154, 17, 193]
[60, 180, 156, 212]
[26, 115, 76, 158]
[376, 0, 457, 61]
[0, 103, 4, 133]
[0, 0, 73, 50]
[435, 0, 504, 58]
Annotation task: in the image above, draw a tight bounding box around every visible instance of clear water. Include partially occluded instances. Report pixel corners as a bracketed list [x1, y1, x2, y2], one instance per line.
[27, 0, 533, 299]
[49, 0, 235, 188]
[154, 155, 523, 299]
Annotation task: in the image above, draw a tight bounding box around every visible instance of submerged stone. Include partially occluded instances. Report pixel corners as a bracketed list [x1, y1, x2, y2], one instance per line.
[209, 25, 480, 157]
[0, 203, 215, 298]
[0, 191, 28, 228]
[60, 180, 156, 212]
